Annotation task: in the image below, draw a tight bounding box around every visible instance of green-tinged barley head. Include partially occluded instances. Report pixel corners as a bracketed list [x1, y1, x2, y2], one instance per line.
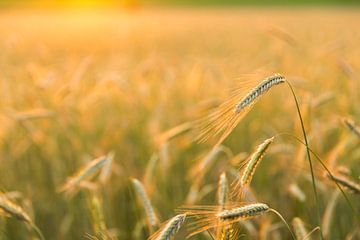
[196, 74, 285, 146]
[72, 156, 108, 183]
[132, 178, 159, 231]
[235, 74, 285, 113]
[149, 214, 186, 240]
[88, 193, 108, 239]
[178, 203, 273, 238]
[59, 155, 109, 194]
[239, 137, 274, 189]
[216, 203, 269, 221]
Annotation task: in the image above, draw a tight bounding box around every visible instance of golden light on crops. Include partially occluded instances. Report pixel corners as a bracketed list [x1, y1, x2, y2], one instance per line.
[0, 1, 359, 239]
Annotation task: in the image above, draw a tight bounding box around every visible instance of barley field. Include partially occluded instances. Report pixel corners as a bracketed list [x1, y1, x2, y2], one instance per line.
[0, 7, 359, 240]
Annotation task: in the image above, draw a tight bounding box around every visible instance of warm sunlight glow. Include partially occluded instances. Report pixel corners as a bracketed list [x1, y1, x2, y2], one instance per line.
[4, 0, 140, 9]
[0, 0, 358, 239]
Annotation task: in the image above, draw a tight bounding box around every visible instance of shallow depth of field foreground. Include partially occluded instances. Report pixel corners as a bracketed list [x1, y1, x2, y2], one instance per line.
[0, 7, 359, 240]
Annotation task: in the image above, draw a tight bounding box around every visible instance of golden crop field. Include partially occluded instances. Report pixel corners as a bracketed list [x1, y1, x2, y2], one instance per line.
[0, 7, 359, 240]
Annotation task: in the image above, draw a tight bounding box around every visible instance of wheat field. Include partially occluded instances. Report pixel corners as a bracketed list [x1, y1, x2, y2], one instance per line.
[0, 7, 359, 240]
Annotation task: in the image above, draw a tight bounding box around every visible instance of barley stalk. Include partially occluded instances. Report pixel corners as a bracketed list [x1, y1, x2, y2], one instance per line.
[285, 134, 360, 224]
[322, 190, 340, 239]
[286, 81, 323, 239]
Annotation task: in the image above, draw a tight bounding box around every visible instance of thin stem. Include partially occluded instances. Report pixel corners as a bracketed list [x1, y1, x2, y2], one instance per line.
[269, 208, 296, 240]
[282, 133, 360, 224]
[286, 80, 323, 239]
[29, 222, 45, 240]
[304, 226, 320, 240]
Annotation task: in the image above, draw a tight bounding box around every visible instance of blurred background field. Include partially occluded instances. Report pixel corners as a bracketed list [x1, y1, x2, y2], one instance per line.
[0, 2, 359, 240]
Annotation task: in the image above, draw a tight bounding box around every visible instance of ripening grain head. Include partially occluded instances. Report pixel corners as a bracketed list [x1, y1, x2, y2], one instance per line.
[132, 178, 159, 231]
[59, 155, 109, 195]
[216, 203, 269, 221]
[196, 74, 285, 146]
[239, 137, 274, 186]
[234, 74, 285, 113]
[233, 137, 274, 198]
[149, 214, 186, 240]
[179, 202, 269, 238]
[0, 194, 31, 223]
